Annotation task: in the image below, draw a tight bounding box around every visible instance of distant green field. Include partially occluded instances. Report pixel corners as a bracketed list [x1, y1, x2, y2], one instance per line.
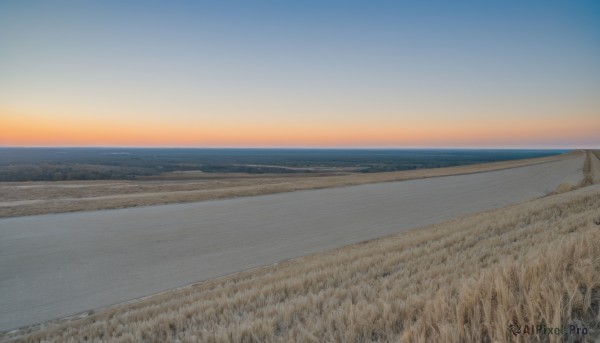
[0, 148, 567, 181]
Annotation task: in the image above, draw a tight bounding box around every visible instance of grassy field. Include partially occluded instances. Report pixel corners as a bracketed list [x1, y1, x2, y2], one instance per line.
[0, 151, 582, 218]
[4, 161, 599, 342]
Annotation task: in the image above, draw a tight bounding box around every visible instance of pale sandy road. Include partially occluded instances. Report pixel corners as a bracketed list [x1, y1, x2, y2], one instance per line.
[0, 155, 584, 331]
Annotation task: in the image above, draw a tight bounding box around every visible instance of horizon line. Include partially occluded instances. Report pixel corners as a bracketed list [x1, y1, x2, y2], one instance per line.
[0, 145, 587, 150]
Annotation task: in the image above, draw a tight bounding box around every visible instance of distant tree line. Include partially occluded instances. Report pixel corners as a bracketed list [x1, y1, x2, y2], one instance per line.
[0, 163, 312, 181]
[0, 162, 472, 181]
[0, 164, 156, 181]
[0, 148, 564, 181]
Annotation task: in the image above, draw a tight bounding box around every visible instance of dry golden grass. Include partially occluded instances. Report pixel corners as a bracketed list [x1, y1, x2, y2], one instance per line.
[587, 151, 600, 185]
[0, 151, 581, 218]
[5, 183, 599, 342]
[580, 151, 594, 187]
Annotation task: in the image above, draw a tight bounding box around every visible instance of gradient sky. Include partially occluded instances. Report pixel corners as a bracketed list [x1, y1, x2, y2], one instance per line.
[1, 1, 599, 148]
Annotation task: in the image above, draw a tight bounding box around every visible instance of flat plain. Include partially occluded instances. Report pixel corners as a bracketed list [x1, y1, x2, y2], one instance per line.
[1, 151, 599, 342]
[0, 152, 586, 337]
[0, 151, 579, 218]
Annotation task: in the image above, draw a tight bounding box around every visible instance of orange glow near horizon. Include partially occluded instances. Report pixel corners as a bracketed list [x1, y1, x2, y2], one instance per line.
[3, 108, 599, 148]
[2, 2, 599, 149]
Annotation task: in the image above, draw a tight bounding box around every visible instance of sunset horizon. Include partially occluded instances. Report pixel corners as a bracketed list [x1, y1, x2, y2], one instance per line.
[2, 1, 599, 148]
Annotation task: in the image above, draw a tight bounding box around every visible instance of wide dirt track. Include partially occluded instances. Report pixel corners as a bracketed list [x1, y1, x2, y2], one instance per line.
[0, 154, 584, 331]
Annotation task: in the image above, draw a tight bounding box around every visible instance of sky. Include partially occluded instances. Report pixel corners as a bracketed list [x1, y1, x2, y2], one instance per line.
[1, 0, 599, 148]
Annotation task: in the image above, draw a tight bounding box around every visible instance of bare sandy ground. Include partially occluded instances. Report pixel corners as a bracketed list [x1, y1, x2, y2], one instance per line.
[0, 152, 579, 218]
[0, 154, 584, 331]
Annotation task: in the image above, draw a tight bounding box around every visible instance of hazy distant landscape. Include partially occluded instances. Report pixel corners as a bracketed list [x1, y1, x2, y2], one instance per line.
[0, 149, 578, 218]
[0, 148, 565, 181]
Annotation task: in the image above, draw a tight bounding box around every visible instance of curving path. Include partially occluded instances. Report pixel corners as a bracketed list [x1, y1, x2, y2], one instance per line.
[0, 154, 584, 331]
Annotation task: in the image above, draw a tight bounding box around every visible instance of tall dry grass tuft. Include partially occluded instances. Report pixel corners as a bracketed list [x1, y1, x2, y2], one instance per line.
[579, 151, 594, 187]
[404, 231, 600, 342]
[4, 185, 600, 342]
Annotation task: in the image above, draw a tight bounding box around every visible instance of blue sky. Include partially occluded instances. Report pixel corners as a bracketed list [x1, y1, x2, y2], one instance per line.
[1, 1, 599, 147]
